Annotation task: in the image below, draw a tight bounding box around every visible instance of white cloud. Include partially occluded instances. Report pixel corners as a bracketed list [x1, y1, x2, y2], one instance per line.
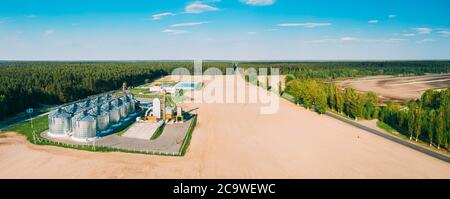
[276, 22, 332, 28]
[44, 30, 55, 36]
[152, 12, 176, 20]
[306, 38, 338, 43]
[247, 31, 257, 35]
[171, 21, 209, 27]
[162, 29, 188, 35]
[417, 38, 435, 43]
[388, 14, 397, 19]
[185, 2, 219, 14]
[402, 33, 416, 37]
[388, 38, 409, 42]
[340, 37, 358, 41]
[414, 27, 432, 34]
[240, 0, 275, 6]
[368, 20, 379, 24]
[438, 31, 450, 37]
[307, 37, 409, 44]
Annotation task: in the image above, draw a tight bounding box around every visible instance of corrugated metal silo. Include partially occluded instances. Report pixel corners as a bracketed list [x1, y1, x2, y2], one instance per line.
[103, 102, 120, 124]
[118, 98, 128, 119]
[73, 112, 97, 140]
[48, 108, 72, 136]
[91, 106, 110, 131]
[64, 104, 78, 114]
[129, 99, 136, 113]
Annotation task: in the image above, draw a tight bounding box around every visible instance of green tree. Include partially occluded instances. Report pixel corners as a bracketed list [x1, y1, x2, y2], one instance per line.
[427, 110, 436, 147]
[435, 107, 446, 149]
[364, 92, 378, 119]
[335, 87, 344, 113]
[407, 101, 417, 140]
[315, 91, 328, 114]
[414, 106, 423, 142]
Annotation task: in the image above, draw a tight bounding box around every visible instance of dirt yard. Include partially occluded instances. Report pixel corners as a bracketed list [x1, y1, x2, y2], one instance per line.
[336, 74, 450, 100]
[0, 75, 449, 179]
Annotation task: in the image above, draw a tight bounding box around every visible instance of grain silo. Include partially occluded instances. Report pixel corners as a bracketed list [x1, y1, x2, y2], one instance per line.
[90, 106, 110, 131]
[118, 98, 128, 119]
[48, 108, 72, 136]
[64, 104, 78, 115]
[152, 98, 161, 119]
[78, 100, 91, 109]
[102, 102, 120, 124]
[129, 99, 136, 113]
[47, 93, 139, 142]
[73, 112, 97, 140]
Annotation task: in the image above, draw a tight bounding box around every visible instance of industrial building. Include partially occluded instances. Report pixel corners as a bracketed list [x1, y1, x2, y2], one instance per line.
[48, 94, 140, 142]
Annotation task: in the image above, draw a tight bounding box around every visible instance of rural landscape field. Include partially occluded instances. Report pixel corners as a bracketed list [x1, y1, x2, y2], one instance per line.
[1, 0, 450, 181]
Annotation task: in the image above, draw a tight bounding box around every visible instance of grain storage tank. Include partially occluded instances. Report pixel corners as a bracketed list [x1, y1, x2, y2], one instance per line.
[90, 106, 110, 131]
[124, 96, 133, 114]
[102, 102, 120, 124]
[152, 98, 161, 119]
[48, 108, 72, 136]
[129, 99, 136, 113]
[73, 112, 97, 140]
[92, 97, 102, 106]
[118, 98, 128, 119]
[64, 104, 79, 115]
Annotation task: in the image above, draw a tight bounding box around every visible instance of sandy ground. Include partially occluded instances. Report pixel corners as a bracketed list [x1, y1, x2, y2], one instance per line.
[336, 74, 450, 100]
[1, 75, 450, 179]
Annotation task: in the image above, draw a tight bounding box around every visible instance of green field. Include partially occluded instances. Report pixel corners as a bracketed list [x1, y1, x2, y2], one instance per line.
[4, 115, 49, 143]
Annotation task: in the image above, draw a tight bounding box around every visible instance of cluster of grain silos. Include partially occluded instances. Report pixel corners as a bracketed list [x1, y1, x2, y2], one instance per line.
[48, 94, 139, 141]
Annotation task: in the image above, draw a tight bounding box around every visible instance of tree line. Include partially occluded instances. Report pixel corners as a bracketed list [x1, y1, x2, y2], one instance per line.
[1, 61, 449, 121]
[284, 77, 450, 150]
[379, 89, 449, 149]
[0, 61, 195, 119]
[238, 61, 450, 79]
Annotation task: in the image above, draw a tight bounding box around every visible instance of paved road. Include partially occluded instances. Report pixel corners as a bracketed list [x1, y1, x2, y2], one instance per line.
[325, 112, 450, 163]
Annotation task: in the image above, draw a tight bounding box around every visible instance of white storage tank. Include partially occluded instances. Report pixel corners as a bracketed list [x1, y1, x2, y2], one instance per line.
[73, 112, 97, 140]
[78, 100, 91, 109]
[129, 99, 136, 113]
[64, 104, 78, 115]
[48, 108, 72, 136]
[152, 98, 161, 119]
[118, 98, 128, 119]
[90, 107, 110, 131]
[102, 102, 120, 124]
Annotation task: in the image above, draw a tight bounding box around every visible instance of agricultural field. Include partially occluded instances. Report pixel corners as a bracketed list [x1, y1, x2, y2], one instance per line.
[1, 75, 449, 178]
[336, 74, 450, 101]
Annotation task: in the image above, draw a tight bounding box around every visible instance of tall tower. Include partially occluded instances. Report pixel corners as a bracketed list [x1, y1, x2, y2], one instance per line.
[122, 82, 127, 96]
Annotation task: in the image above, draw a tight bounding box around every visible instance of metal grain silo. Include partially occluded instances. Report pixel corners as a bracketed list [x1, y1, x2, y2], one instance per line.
[108, 103, 120, 124]
[48, 108, 72, 136]
[92, 97, 101, 106]
[64, 104, 79, 115]
[124, 96, 132, 114]
[104, 102, 120, 124]
[91, 106, 110, 131]
[73, 112, 97, 140]
[129, 99, 136, 113]
[117, 98, 127, 119]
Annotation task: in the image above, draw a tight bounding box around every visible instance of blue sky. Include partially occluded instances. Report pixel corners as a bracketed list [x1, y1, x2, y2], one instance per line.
[1, 0, 450, 60]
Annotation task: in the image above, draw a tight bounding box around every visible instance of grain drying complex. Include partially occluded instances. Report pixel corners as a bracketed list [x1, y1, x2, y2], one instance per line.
[47, 94, 140, 142]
